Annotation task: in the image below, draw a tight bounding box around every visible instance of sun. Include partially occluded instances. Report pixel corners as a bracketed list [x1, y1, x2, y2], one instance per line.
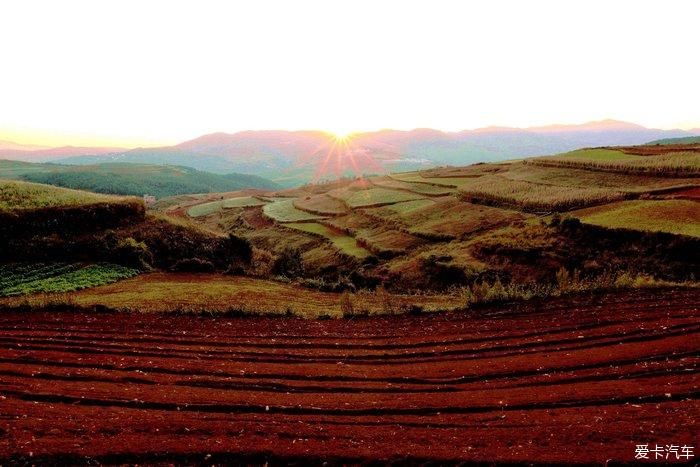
[327, 128, 354, 142]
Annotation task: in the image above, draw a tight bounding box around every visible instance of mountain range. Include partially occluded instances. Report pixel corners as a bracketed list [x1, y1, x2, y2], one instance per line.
[2, 120, 698, 187]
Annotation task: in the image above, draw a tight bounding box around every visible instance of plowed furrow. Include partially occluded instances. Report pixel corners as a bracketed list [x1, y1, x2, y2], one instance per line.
[0, 288, 698, 464]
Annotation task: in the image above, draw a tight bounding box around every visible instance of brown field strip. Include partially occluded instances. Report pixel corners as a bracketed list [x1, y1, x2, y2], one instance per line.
[0, 288, 698, 464]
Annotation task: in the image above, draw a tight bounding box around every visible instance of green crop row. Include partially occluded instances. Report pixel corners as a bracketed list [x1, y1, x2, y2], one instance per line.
[0, 263, 140, 297]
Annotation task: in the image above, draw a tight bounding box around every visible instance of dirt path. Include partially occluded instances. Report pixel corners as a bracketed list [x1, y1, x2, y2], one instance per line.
[0, 289, 698, 465]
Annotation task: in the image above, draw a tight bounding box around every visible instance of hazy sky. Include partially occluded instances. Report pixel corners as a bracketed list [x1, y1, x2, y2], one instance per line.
[1, 0, 699, 147]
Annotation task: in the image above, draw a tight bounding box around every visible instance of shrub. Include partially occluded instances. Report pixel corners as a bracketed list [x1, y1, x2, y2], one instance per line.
[113, 237, 152, 269]
[172, 258, 216, 272]
[248, 248, 275, 277]
[560, 216, 582, 231]
[555, 267, 570, 291]
[340, 291, 354, 316]
[272, 247, 304, 277]
[549, 213, 562, 227]
[225, 233, 253, 265]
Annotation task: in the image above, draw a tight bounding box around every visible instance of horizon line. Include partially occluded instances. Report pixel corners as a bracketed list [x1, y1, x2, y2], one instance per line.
[2, 118, 699, 150]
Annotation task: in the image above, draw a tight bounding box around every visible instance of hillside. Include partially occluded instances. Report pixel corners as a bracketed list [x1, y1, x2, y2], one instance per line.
[646, 135, 700, 145]
[0, 160, 278, 197]
[157, 142, 699, 294]
[4, 120, 699, 187]
[0, 142, 697, 310]
[0, 179, 136, 211]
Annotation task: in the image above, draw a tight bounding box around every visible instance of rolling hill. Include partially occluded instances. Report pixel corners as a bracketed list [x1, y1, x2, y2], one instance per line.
[156, 141, 698, 294]
[646, 135, 700, 145]
[0, 160, 279, 197]
[3, 120, 699, 187]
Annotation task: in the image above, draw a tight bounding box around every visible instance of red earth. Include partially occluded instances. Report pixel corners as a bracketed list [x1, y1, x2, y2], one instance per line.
[0, 289, 698, 465]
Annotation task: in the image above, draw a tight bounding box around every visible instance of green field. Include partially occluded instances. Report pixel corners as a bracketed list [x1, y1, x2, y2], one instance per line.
[0, 179, 130, 211]
[367, 199, 437, 217]
[558, 148, 632, 161]
[573, 200, 700, 237]
[263, 198, 327, 222]
[285, 222, 370, 258]
[187, 196, 266, 217]
[0, 262, 140, 297]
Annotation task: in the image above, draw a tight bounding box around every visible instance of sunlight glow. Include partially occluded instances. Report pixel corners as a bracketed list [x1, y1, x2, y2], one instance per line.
[0, 0, 698, 147]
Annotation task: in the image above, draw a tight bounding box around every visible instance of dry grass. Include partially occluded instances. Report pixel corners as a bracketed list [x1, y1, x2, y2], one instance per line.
[293, 194, 348, 215]
[502, 163, 699, 193]
[459, 175, 625, 212]
[462, 270, 695, 308]
[573, 200, 700, 237]
[284, 222, 370, 258]
[370, 177, 454, 196]
[0, 179, 135, 211]
[328, 186, 425, 208]
[0, 272, 464, 318]
[528, 148, 700, 176]
[262, 199, 328, 222]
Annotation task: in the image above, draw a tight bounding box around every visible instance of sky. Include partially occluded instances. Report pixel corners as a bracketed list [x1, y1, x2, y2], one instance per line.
[1, 0, 699, 148]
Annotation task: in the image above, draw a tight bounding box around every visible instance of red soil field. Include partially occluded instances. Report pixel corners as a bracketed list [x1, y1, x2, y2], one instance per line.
[0, 289, 698, 465]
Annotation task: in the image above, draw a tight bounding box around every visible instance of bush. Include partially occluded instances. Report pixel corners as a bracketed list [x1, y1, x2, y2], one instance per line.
[560, 217, 582, 231]
[172, 258, 216, 272]
[225, 233, 253, 265]
[340, 291, 354, 316]
[272, 247, 304, 277]
[113, 237, 152, 269]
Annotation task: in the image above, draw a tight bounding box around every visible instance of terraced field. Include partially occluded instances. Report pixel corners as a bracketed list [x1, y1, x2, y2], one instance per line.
[158, 142, 699, 293]
[573, 199, 700, 237]
[187, 196, 266, 217]
[390, 173, 483, 189]
[329, 186, 426, 208]
[263, 199, 327, 223]
[284, 222, 370, 258]
[292, 194, 348, 215]
[459, 175, 625, 212]
[0, 288, 697, 464]
[370, 177, 455, 196]
[528, 148, 700, 176]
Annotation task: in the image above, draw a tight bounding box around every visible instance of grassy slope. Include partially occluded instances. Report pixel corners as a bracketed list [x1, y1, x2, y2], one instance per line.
[2, 272, 463, 317]
[573, 200, 700, 237]
[0, 179, 132, 210]
[331, 187, 426, 208]
[263, 199, 327, 222]
[528, 148, 699, 176]
[187, 196, 266, 217]
[285, 222, 370, 258]
[0, 160, 279, 197]
[646, 136, 700, 145]
[172, 142, 698, 292]
[7, 141, 695, 307]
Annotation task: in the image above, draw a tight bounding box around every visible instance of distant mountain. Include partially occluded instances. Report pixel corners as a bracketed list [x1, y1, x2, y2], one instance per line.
[56, 147, 244, 174]
[0, 145, 125, 161]
[3, 120, 699, 186]
[0, 160, 278, 198]
[0, 140, 50, 151]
